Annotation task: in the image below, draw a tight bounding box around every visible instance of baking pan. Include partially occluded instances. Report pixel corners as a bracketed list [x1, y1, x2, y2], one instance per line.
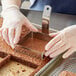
[0, 17, 56, 76]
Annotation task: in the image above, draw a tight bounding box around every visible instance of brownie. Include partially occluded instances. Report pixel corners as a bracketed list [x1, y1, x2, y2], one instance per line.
[0, 18, 52, 76]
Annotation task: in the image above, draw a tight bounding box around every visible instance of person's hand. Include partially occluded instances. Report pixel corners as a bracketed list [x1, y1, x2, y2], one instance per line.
[0, 6, 38, 48]
[45, 25, 76, 58]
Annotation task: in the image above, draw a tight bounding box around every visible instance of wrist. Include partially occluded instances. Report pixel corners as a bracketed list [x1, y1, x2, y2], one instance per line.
[1, 5, 19, 18]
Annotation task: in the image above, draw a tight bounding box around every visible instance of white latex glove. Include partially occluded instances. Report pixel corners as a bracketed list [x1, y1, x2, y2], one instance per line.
[0, 5, 38, 48]
[45, 25, 76, 59]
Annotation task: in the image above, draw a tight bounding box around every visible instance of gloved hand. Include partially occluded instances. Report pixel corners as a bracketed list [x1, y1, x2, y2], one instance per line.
[0, 5, 38, 48]
[45, 25, 76, 58]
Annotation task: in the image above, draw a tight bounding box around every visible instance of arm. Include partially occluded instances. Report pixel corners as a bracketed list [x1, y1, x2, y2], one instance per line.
[0, 0, 38, 48]
[1, 0, 21, 8]
[1, 0, 21, 17]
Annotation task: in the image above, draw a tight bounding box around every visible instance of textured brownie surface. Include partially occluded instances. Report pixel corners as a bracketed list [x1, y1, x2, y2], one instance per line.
[0, 18, 50, 65]
[22, 37, 48, 52]
[0, 61, 35, 76]
[0, 18, 51, 76]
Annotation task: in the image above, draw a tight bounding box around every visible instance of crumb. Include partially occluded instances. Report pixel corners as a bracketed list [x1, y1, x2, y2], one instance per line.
[9, 69, 11, 71]
[17, 71, 20, 73]
[59, 71, 76, 76]
[17, 63, 19, 65]
[22, 69, 26, 72]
